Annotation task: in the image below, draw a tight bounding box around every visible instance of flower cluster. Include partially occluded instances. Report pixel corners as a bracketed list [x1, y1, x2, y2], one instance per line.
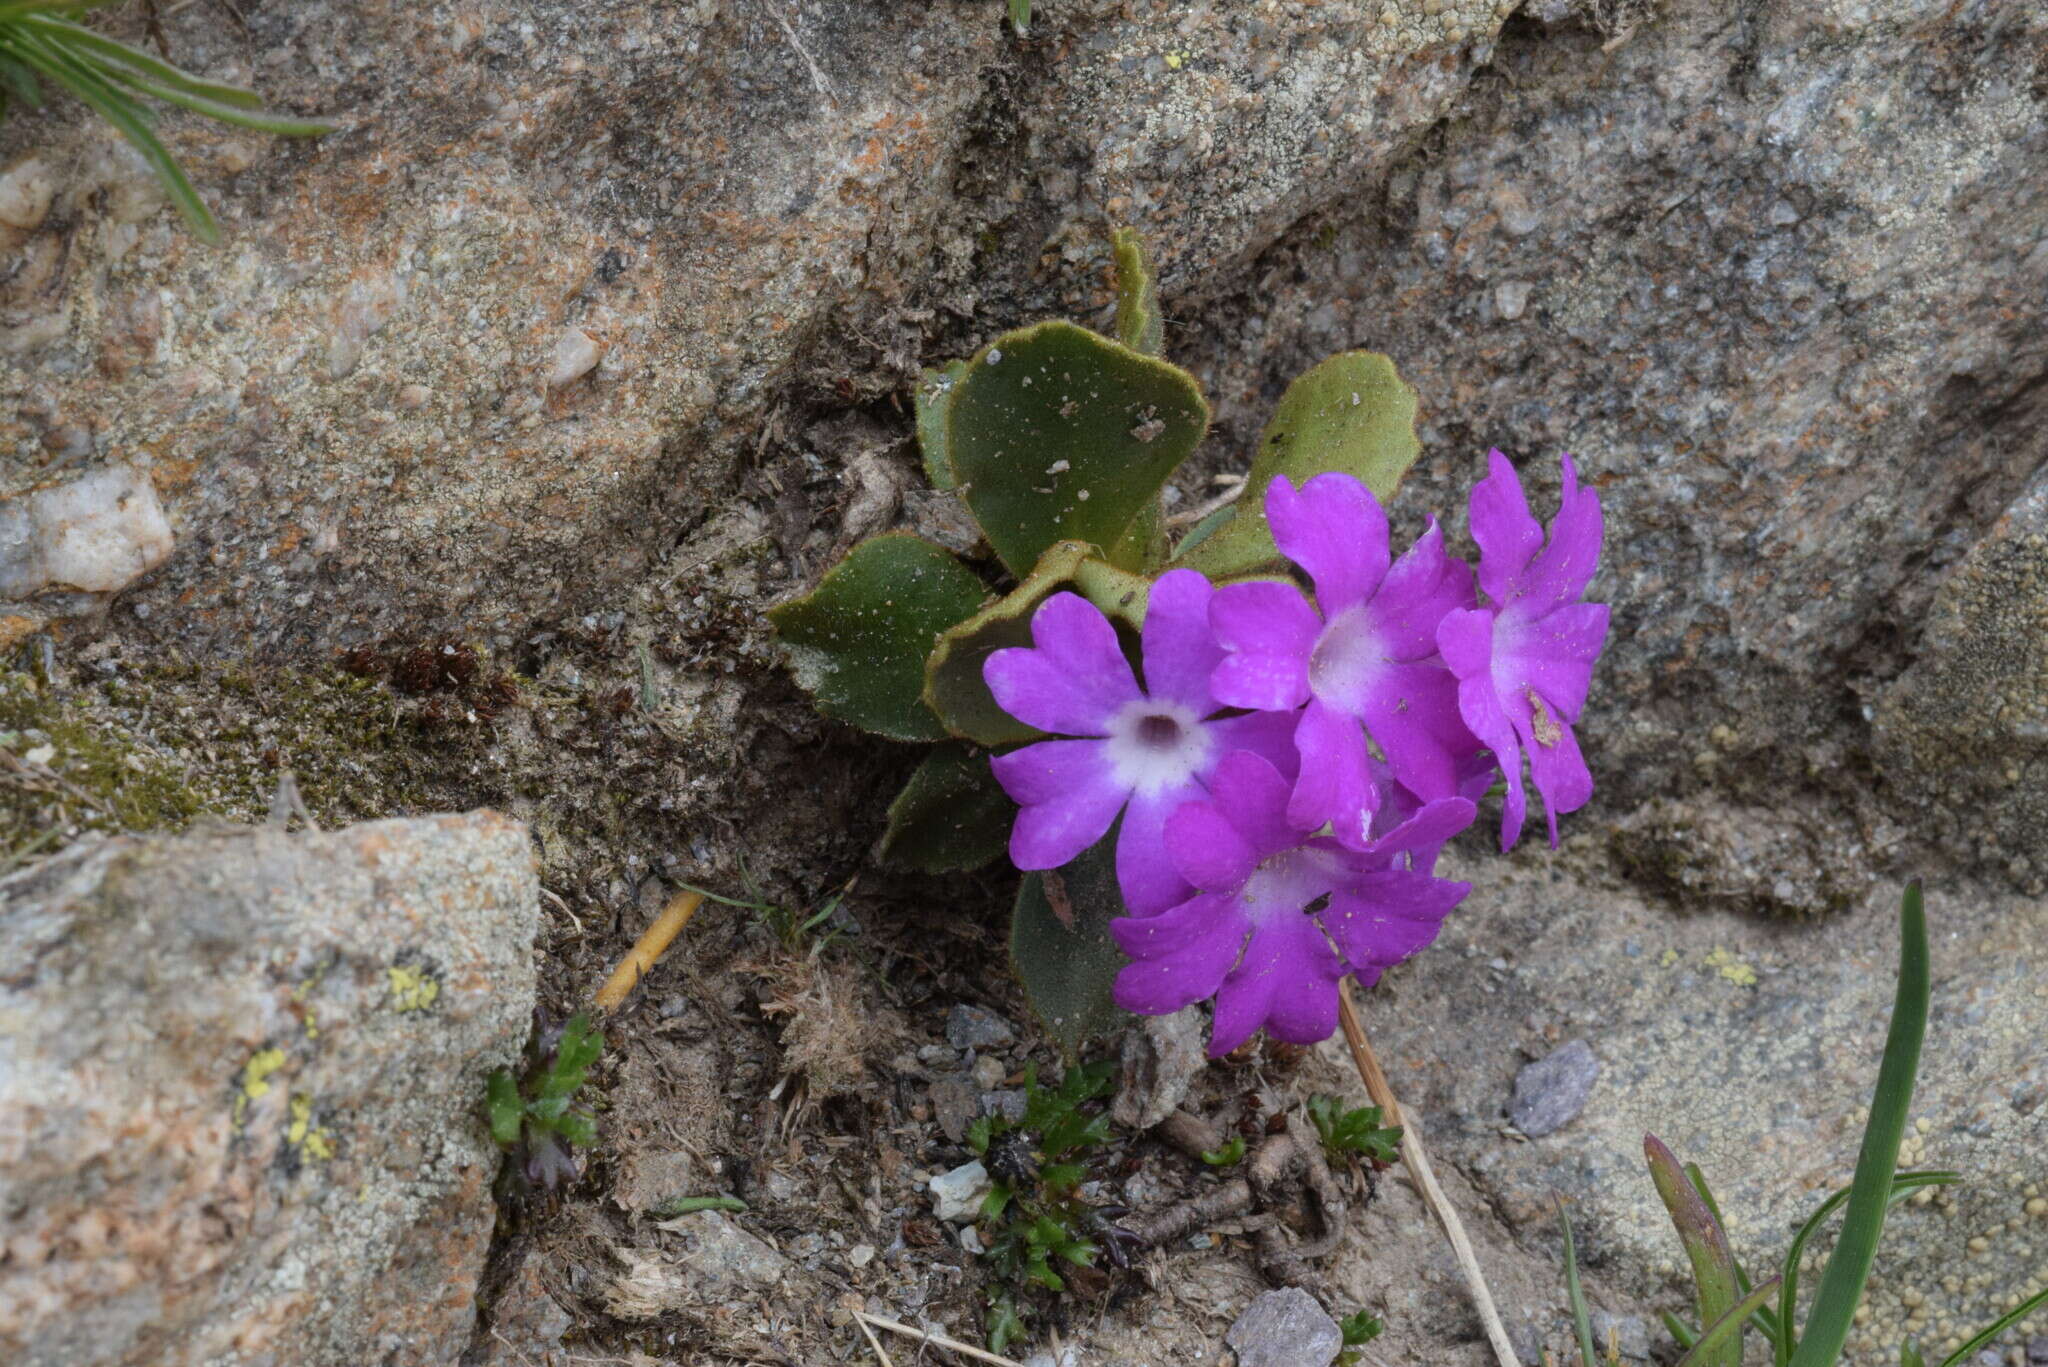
[985, 452, 1608, 1056]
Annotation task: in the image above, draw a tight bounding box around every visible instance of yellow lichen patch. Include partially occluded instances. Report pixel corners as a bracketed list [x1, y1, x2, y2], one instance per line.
[1659, 947, 1680, 968]
[387, 963, 441, 1012]
[1704, 947, 1758, 986]
[287, 1093, 334, 1161]
[233, 1046, 288, 1127]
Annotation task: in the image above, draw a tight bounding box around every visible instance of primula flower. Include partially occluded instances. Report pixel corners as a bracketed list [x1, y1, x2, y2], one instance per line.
[1435, 451, 1608, 850]
[985, 569, 1295, 915]
[1111, 751, 1474, 1057]
[1208, 473, 1475, 847]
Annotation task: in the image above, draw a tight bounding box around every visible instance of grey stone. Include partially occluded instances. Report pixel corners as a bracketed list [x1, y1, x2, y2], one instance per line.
[983, 1088, 1029, 1124]
[928, 1160, 991, 1224]
[929, 1069, 979, 1144]
[1590, 1313, 1653, 1362]
[1112, 1006, 1208, 1131]
[1510, 1040, 1601, 1137]
[2025, 1336, 2048, 1365]
[0, 813, 537, 1367]
[1225, 1288, 1343, 1367]
[946, 1004, 1015, 1051]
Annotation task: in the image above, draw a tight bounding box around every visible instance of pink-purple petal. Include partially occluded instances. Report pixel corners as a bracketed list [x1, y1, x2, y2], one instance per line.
[1320, 871, 1470, 974]
[1210, 581, 1322, 662]
[1467, 450, 1543, 604]
[1140, 568, 1223, 714]
[1267, 473, 1390, 615]
[1205, 750, 1300, 860]
[1517, 455, 1604, 614]
[1029, 591, 1141, 715]
[1356, 660, 1468, 801]
[1496, 600, 1609, 721]
[1259, 920, 1345, 1043]
[1210, 652, 1312, 712]
[1210, 708, 1304, 783]
[1288, 701, 1379, 844]
[1111, 889, 1245, 959]
[1117, 780, 1205, 916]
[984, 648, 1123, 737]
[1520, 708, 1593, 848]
[995, 740, 1126, 869]
[990, 738, 1113, 807]
[1372, 518, 1477, 658]
[1163, 798, 1260, 892]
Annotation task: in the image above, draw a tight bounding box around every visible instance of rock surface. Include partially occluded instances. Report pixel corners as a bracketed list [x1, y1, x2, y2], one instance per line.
[1225, 1286, 1343, 1367]
[0, 812, 538, 1367]
[1509, 1038, 1600, 1138]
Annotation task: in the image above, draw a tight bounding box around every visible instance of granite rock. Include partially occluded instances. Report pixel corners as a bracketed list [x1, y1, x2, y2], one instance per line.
[0, 812, 538, 1367]
[1509, 1039, 1600, 1138]
[1225, 1287, 1343, 1367]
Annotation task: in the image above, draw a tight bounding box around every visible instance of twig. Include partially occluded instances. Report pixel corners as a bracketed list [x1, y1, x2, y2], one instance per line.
[854, 1312, 1025, 1367]
[852, 1310, 897, 1367]
[1163, 474, 1246, 528]
[1337, 978, 1518, 1367]
[594, 889, 704, 1012]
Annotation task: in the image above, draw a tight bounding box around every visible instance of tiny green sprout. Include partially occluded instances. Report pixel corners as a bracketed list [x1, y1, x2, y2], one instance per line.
[676, 860, 848, 955]
[486, 1009, 602, 1198]
[1307, 1094, 1402, 1166]
[1200, 1135, 1246, 1167]
[0, 1, 333, 244]
[1007, 0, 1030, 38]
[1337, 1308, 1386, 1364]
[650, 1194, 748, 1217]
[969, 1061, 1137, 1353]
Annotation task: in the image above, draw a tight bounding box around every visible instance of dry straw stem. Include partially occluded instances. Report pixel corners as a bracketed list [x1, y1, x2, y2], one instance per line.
[594, 889, 704, 1012]
[1337, 978, 1518, 1367]
[855, 1312, 1026, 1367]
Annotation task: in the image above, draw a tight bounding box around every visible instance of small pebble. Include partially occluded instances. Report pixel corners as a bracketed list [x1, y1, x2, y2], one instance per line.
[1226, 1287, 1343, 1367]
[946, 1004, 1015, 1051]
[547, 327, 602, 387]
[1509, 1039, 1600, 1137]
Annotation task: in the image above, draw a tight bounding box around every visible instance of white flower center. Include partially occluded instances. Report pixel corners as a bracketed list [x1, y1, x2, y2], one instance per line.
[1102, 698, 1213, 797]
[1239, 847, 1341, 926]
[1307, 605, 1388, 712]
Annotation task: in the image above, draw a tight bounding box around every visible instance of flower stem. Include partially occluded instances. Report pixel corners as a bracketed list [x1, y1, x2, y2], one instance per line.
[594, 889, 704, 1012]
[1337, 977, 1518, 1367]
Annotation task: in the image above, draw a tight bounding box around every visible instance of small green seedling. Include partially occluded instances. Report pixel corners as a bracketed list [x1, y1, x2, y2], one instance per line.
[486, 1010, 602, 1198]
[1307, 1094, 1402, 1166]
[1557, 885, 2048, 1367]
[1337, 1309, 1386, 1366]
[966, 1060, 1139, 1353]
[677, 860, 849, 956]
[1200, 1135, 1246, 1167]
[0, 0, 332, 243]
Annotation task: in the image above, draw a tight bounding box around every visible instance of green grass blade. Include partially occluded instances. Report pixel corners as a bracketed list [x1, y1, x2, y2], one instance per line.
[1558, 1199, 1600, 1367]
[1647, 1134, 1745, 1367]
[22, 12, 266, 107]
[1685, 1162, 1784, 1344]
[1935, 1286, 2048, 1367]
[10, 26, 219, 241]
[1901, 1343, 1926, 1367]
[103, 70, 332, 135]
[0, 50, 43, 108]
[1676, 1280, 1782, 1367]
[1787, 883, 1931, 1367]
[1661, 1312, 1700, 1351]
[1776, 1170, 1959, 1366]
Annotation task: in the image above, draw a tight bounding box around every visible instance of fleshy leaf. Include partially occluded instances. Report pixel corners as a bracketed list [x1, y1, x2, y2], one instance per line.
[946, 320, 1208, 576]
[924, 541, 1093, 745]
[768, 533, 990, 742]
[879, 741, 1014, 872]
[1112, 226, 1163, 356]
[1178, 351, 1420, 578]
[1010, 832, 1131, 1058]
[916, 360, 968, 491]
[486, 1070, 524, 1146]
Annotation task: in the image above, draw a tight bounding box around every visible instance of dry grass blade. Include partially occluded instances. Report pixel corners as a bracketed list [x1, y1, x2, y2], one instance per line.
[855, 1312, 1025, 1366]
[594, 889, 704, 1012]
[1338, 978, 1518, 1367]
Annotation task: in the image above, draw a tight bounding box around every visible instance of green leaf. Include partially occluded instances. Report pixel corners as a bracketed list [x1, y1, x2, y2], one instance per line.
[1201, 1136, 1246, 1167]
[981, 1185, 1012, 1221]
[1559, 1199, 1600, 1367]
[878, 741, 1013, 872]
[486, 1070, 524, 1146]
[1676, 1278, 1783, 1367]
[1177, 351, 1420, 579]
[1011, 836, 1130, 1057]
[1112, 226, 1163, 356]
[1937, 1286, 2048, 1367]
[541, 1013, 603, 1098]
[966, 1113, 995, 1155]
[554, 1108, 597, 1149]
[1662, 1312, 1700, 1351]
[1687, 1163, 1782, 1344]
[1901, 1343, 1926, 1367]
[649, 1194, 748, 1216]
[1646, 1134, 1745, 1367]
[916, 361, 968, 491]
[768, 533, 990, 742]
[1788, 882, 1931, 1367]
[1007, 0, 1031, 37]
[946, 320, 1208, 576]
[987, 1292, 1025, 1353]
[922, 540, 1094, 746]
[1339, 1310, 1385, 1347]
[1775, 1169, 1959, 1367]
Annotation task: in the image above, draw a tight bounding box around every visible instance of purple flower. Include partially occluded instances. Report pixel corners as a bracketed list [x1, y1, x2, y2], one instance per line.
[1111, 751, 1473, 1057]
[1208, 473, 1476, 847]
[1435, 452, 1609, 850]
[985, 569, 1296, 915]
